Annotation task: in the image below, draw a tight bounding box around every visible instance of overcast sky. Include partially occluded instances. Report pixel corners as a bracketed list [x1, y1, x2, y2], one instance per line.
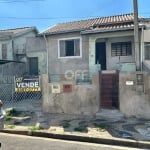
[0, 0, 149, 32]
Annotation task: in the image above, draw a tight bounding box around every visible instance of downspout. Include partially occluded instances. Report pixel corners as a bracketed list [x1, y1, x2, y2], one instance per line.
[140, 25, 144, 71]
[11, 35, 15, 61]
[43, 34, 48, 74]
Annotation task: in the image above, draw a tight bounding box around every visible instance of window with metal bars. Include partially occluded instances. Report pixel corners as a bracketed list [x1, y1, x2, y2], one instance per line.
[144, 43, 150, 60]
[111, 42, 132, 57]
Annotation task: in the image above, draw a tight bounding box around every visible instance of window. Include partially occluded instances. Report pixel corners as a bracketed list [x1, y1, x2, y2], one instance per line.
[2, 44, 7, 59]
[59, 38, 81, 58]
[144, 43, 150, 60]
[111, 42, 132, 57]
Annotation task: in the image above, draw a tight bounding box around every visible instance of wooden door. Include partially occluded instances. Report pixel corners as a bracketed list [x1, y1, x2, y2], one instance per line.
[100, 73, 119, 109]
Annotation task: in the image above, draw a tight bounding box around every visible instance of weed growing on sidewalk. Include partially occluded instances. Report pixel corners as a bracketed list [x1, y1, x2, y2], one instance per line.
[28, 125, 43, 131]
[6, 124, 16, 129]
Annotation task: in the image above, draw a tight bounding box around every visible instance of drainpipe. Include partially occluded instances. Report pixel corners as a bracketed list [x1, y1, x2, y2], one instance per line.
[11, 36, 15, 61]
[43, 34, 48, 74]
[140, 25, 144, 71]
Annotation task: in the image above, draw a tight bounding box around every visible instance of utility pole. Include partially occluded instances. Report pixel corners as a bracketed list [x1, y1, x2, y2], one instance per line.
[133, 0, 140, 70]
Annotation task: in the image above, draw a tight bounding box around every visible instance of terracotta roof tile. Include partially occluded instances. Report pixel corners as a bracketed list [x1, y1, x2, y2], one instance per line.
[42, 13, 137, 35]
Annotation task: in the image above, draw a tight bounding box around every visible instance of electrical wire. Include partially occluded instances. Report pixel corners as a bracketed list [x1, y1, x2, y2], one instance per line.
[0, 0, 45, 3]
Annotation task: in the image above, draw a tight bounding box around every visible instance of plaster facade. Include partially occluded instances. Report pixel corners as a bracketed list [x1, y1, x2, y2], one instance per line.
[0, 30, 37, 62]
[46, 32, 89, 75]
[88, 30, 135, 72]
[42, 73, 99, 115]
[26, 37, 47, 74]
[119, 72, 150, 118]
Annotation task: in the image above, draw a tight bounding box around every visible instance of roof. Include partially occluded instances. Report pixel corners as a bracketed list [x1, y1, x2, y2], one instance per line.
[41, 13, 138, 35]
[0, 26, 38, 37]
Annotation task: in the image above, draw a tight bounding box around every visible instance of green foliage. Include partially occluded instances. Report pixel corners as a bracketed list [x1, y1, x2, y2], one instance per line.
[7, 124, 16, 129]
[28, 125, 43, 131]
[6, 109, 21, 117]
[5, 115, 12, 121]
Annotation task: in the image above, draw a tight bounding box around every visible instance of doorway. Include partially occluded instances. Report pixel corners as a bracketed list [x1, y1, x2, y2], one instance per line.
[29, 57, 38, 75]
[95, 42, 106, 70]
[100, 72, 119, 109]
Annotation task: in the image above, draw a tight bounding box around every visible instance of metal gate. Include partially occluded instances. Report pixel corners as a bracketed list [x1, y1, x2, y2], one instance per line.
[100, 72, 119, 109]
[0, 75, 42, 111]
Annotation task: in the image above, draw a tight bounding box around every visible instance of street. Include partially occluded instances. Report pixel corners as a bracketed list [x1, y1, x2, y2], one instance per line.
[0, 133, 144, 150]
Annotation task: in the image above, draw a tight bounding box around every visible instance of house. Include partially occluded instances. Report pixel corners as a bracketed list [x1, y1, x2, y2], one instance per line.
[0, 26, 38, 75]
[41, 13, 139, 74]
[40, 13, 150, 118]
[26, 37, 47, 75]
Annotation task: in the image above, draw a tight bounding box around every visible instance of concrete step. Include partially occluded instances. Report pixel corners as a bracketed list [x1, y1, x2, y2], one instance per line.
[96, 109, 124, 121]
[101, 70, 117, 74]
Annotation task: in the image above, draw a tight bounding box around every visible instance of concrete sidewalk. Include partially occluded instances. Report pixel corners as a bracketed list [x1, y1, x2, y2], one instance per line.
[2, 109, 150, 149]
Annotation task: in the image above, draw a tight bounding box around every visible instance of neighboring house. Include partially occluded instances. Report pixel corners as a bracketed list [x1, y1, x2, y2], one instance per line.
[26, 37, 47, 75]
[0, 26, 38, 75]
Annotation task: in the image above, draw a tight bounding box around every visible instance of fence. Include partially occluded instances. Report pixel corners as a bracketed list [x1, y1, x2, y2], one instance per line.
[0, 75, 42, 111]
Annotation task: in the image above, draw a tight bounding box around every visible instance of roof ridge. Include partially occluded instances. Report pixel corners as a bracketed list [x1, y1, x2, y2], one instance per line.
[56, 13, 134, 25]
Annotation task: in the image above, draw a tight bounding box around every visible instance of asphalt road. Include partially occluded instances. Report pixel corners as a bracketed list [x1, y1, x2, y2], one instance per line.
[0, 133, 144, 150]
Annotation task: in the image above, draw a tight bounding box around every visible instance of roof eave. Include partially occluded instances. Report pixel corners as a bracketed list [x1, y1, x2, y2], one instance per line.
[13, 27, 38, 38]
[81, 27, 135, 35]
[39, 28, 87, 36]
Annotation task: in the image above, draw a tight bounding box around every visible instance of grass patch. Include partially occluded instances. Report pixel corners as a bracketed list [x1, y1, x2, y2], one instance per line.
[28, 125, 43, 131]
[6, 109, 21, 117]
[5, 115, 12, 121]
[7, 124, 16, 129]
[60, 120, 70, 128]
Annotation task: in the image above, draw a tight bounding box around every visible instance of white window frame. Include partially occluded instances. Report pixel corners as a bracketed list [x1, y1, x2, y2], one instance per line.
[58, 37, 82, 59]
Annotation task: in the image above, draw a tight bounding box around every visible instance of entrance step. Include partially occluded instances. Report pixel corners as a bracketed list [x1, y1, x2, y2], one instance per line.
[101, 70, 117, 74]
[96, 109, 124, 121]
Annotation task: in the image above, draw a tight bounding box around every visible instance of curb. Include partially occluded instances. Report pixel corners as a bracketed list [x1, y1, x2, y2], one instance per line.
[1, 129, 150, 149]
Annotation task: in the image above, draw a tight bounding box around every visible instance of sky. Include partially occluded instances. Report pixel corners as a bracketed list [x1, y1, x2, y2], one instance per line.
[0, 0, 150, 32]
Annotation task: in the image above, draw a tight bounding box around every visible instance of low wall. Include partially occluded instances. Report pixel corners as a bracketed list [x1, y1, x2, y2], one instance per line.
[119, 72, 150, 118]
[0, 62, 26, 76]
[41, 74, 100, 115]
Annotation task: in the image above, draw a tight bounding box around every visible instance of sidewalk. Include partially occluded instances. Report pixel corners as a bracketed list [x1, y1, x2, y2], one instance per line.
[2, 108, 150, 149]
